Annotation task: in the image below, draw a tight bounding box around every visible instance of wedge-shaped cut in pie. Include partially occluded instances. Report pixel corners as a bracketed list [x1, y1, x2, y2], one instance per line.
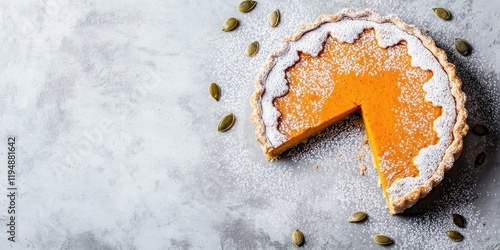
[250, 9, 468, 214]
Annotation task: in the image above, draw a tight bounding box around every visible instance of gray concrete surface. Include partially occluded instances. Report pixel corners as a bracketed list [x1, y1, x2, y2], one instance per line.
[0, 0, 499, 249]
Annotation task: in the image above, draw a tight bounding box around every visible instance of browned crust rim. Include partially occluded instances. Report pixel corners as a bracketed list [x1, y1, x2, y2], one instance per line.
[249, 9, 468, 214]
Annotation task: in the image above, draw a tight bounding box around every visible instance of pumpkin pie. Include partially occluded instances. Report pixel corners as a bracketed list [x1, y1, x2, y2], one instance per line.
[250, 9, 468, 214]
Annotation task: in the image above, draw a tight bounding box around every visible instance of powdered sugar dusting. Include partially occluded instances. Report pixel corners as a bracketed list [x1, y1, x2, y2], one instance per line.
[258, 10, 456, 201]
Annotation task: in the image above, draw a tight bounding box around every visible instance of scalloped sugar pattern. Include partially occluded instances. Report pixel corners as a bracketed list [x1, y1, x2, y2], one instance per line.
[251, 9, 468, 213]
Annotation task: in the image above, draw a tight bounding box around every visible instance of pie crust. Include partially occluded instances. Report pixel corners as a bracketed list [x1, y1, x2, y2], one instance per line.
[250, 9, 468, 214]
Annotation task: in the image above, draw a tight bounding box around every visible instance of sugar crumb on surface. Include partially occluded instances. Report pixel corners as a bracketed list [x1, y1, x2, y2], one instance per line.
[359, 164, 367, 176]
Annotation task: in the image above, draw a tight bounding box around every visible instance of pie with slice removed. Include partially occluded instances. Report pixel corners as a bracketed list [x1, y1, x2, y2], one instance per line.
[250, 9, 468, 214]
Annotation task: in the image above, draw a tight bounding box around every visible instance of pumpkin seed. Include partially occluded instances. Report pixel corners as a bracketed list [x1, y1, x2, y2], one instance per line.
[245, 41, 259, 57]
[452, 214, 466, 228]
[269, 9, 280, 27]
[208, 82, 221, 101]
[222, 17, 239, 32]
[446, 230, 464, 242]
[432, 7, 451, 20]
[291, 229, 304, 246]
[348, 211, 367, 223]
[218, 113, 235, 132]
[373, 234, 394, 245]
[472, 124, 489, 136]
[237, 1, 257, 13]
[475, 152, 485, 167]
[455, 38, 471, 55]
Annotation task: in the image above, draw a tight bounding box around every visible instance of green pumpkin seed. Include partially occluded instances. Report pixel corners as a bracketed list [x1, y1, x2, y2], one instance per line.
[452, 214, 466, 228]
[348, 211, 367, 223]
[218, 113, 235, 132]
[373, 234, 394, 245]
[222, 17, 239, 32]
[472, 124, 489, 136]
[237, 1, 257, 13]
[269, 9, 280, 27]
[475, 152, 485, 167]
[446, 230, 464, 242]
[432, 7, 451, 20]
[246, 41, 259, 57]
[455, 38, 471, 55]
[291, 229, 304, 246]
[208, 82, 221, 101]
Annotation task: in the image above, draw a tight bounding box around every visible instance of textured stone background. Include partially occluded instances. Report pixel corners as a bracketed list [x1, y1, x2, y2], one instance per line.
[0, 0, 499, 249]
